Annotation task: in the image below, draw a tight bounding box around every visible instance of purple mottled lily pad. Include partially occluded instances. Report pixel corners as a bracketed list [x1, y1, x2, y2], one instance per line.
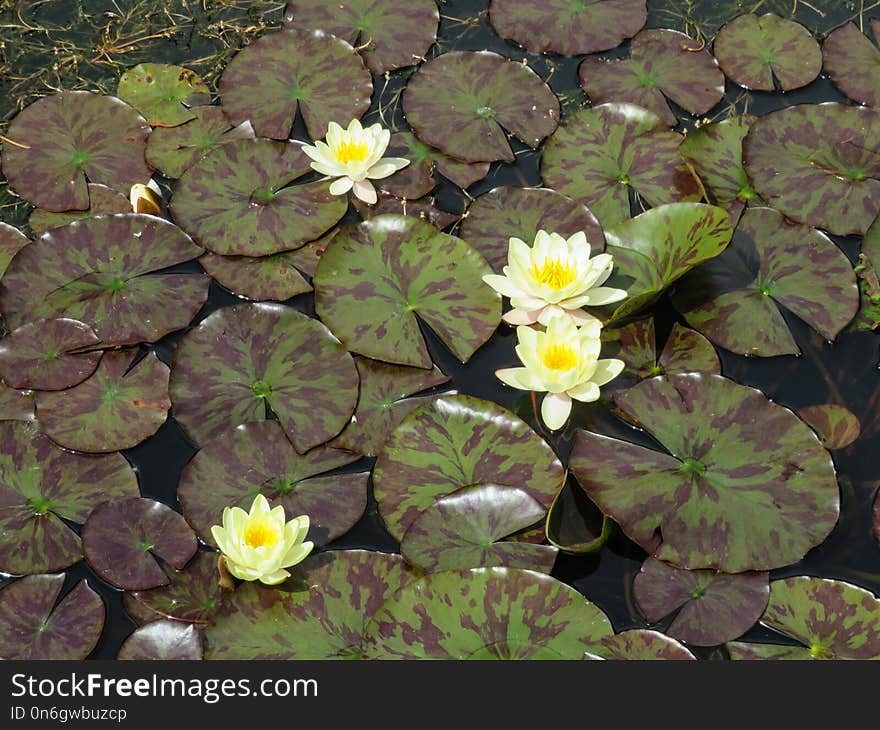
[570, 374, 840, 572]
[0, 214, 209, 346]
[123, 591, 163, 626]
[178, 420, 364, 547]
[36, 349, 170, 453]
[1, 91, 151, 212]
[797, 405, 861, 450]
[714, 14, 821, 91]
[117, 63, 210, 127]
[373, 394, 566, 540]
[0, 384, 35, 423]
[583, 629, 696, 660]
[219, 27, 372, 141]
[546, 480, 611, 554]
[727, 576, 880, 660]
[205, 550, 414, 659]
[579, 29, 724, 128]
[0, 575, 104, 659]
[170, 303, 358, 451]
[314, 215, 500, 369]
[403, 51, 560, 164]
[171, 139, 346, 257]
[0, 222, 29, 277]
[118, 620, 203, 660]
[0, 421, 138, 575]
[200, 252, 312, 301]
[352, 193, 461, 229]
[459, 187, 605, 273]
[743, 103, 880, 236]
[489, 0, 646, 56]
[673, 207, 859, 356]
[0, 318, 101, 391]
[851, 214, 880, 332]
[363, 567, 613, 659]
[541, 103, 703, 229]
[28, 184, 132, 236]
[284, 0, 438, 73]
[822, 21, 880, 108]
[401, 484, 557, 573]
[726, 641, 811, 660]
[633, 557, 769, 646]
[128, 551, 224, 625]
[83, 496, 197, 591]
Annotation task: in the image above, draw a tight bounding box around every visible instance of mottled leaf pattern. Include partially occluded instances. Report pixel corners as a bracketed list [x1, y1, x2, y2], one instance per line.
[822, 22, 880, 108]
[117, 63, 211, 127]
[129, 551, 225, 625]
[352, 193, 461, 229]
[200, 251, 312, 302]
[0, 222, 29, 277]
[584, 629, 696, 660]
[28, 184, 131, 236]
[118, 620, 203, 660]
[0, 384, 35, 423]
[726, 641, 811, 660]
[797, 405, 861, 450]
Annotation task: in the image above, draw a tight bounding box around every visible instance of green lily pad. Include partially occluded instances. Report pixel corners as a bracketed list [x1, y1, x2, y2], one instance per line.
[0, 575, 104, 659]
[541, 103, 703, 229]
[177, 420, 365, 547]
[205, 550, 414, 659]
[743, 103, 880, 236]
[546, 479, 611, 554]
[0, 222, 29, 277]
[0, 213, 210, 347]
[284, 0, 439, 73]
[583, 629, 696, 660]
[0, 421, 138, 575]
[0, 318, 101, 391]
[569, 374, 840, 572]
[117, 63, 210, 127]
[331, 357, 452, 456]
[822, 21, 880, 108]
[796, 405, 861, 450]
[82, 496, 198, 591]
[314, 214, 500, 369]
[1, 91, 151, 212]
[218, 27, 373, 141]
[488, 0, 647, 56]
[403, 51, 560, 163]
[458, 186, 605, 273]
[400, 484, 557, 573]
[726, 577, 880, 660]
[129, 551, 225, 625]
[170, 139, 346, 257]
[851, 214, 880, 331]
[200, 252, 312, 302]
[373, 394, 566, 540]
[672, 207, 859, 356]
[714, 14, 821, 91]
[28, 184, 132, 236]
[118, 620, 203, 660]
[579, 29, 725, 128]
[170, 303, 358, 451]
[36, 349, 170, 453]
[0, 384, 35, 423]
[633, 557, 769, 646]
[145, 106, 256, 179]
[363, 567, 613, 659]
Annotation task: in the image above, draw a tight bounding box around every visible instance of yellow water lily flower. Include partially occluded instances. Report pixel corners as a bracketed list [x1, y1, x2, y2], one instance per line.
[129, 179, 162, 216]
[210, 494, 313, 586]
[495, 315, 625, 431]
[302, 119, 410, 205]
[482, 230, 628, 326]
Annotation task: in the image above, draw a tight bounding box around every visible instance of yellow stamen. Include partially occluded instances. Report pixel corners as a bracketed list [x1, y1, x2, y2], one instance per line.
[541, 342, 578, 370]
[333, 138, 370, 165]
[530, 257, 577, 290]
[243, 519, 281, 549]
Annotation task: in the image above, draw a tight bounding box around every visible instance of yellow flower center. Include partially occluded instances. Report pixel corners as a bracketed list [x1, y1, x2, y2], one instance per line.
[243, 519, 281, 549]
[541, 342, 579, 370]
[530, 257, 577, 290]
[333, 138, 370, 165]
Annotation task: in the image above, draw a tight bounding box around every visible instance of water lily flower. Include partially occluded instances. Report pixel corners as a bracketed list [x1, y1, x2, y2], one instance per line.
[482, 230, 628, 326]
[210, 494, 313, 586]
[129, 179, 162, 216]
[496, 315, 625, 431]
[302, 119, 409, 205]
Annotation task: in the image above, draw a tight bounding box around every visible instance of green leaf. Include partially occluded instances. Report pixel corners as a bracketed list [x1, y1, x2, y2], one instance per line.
[797, 404, 861, 450]
[583, 629, 696, 660]
[28, 184, 131, 236]
[129, 551, 225, 625]
[117, 63, 211, 127]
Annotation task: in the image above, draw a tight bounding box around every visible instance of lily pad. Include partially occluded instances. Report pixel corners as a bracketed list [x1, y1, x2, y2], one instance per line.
[117, 63, 210, 127]
[569, 374, 840, 572]
[205, 550, 414, 659]
[28, 184, 132, 236]
[284, 0, 439, 73]
[546, 479, 611, 554]
[0, 384, 35, 423]
[0, 318, 101, 391]
[458, 186, 605, 273]
[0, 575, 104, 659]
[0, 421, 138, 575]
[583, 629, 696, 660]
[145, 106, 256, 179]
[822, 21, 880, 108]
[118, 620, 203, 660]
[403, 51, 560, 163]
[0, 222, 29, 277]
[373, 394, 566, 540]
[1, 91, 151, 212]
[363, 567, 613, 659]
[218, 27, 373, 141]
[36, 349, 170, 453]
[579, 29, 725, 128]
[672, 207, 859, 356]
[170, 139, 346, 257]
[82, 496, 198, 591]
[129, 551, 224, 625]
[743, 103, 880, 236]
[400, 484, 557, 573]
[200, 251, 312, 301]
[541, 103, 703, 229]
[170, 303, 358, 451]
[633, 557, 769, 646]
[714, 14, 821, 91]
[488, 0, 647, 56]
[0, 214, 210, 346]
[725, 641, 811, 660]
[177, 420, 365, 547]
[314, 214, 500, 369]
[797, 405, 861, 450]
[352, 193, 461, 229]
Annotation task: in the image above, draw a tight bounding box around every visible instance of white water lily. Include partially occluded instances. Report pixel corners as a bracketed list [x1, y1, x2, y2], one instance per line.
[495, 315, 625, 431]
[129, 179, 162, 216]
[482, 230, 628, 326]
[210, 494, 313, 586]
[302, 119, 409, 204]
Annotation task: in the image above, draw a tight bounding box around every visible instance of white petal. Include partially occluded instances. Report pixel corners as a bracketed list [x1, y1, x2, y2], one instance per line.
[502, 308, 541, 325]
[329, 176, 355, 196]
[590, 358, 625, 386]
[483, 273, 525, 299]
[310, 160, 344, 178]
[541, 392, 572, 431]
[258, 568, 291, 586]
[352, 179, 377, 204]
[495, 367, 542, 391]
[367, 158, 410, 179]
[568, 381, 601, 402]
[585, 287, 628, 306]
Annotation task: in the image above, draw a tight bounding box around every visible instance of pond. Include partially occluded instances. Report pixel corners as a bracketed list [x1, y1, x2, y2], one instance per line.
[0, 0, 878, 660]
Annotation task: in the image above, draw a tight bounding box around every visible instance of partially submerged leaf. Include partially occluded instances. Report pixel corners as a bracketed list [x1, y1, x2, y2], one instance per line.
[545, 479, 611, 554]
[797, 405, 861, 450]
[118, 620, 203, 660]
[117, 63, 211, 127]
